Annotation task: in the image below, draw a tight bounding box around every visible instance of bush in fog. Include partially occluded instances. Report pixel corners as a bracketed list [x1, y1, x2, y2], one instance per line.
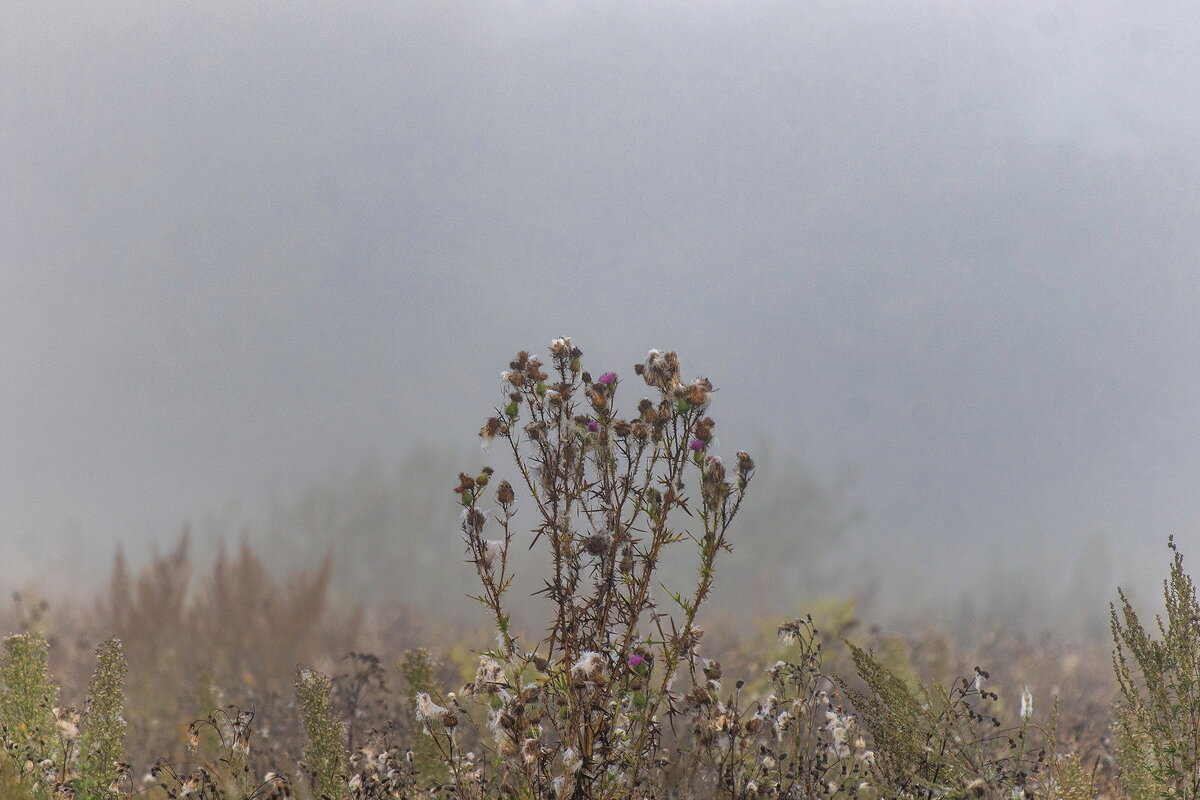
[1111, 535, 1200, 799]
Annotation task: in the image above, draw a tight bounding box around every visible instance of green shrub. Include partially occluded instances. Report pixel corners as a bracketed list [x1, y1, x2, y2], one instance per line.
[1111, 535, 1200, 798]
[296, 665, 346, 799]
[79, 637, 128, 799]
[0, 633, 59, 752]
[839, 643, 1046, 798]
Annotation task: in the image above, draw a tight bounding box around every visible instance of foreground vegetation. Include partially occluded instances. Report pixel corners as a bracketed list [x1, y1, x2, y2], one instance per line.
[0, 341, 1193, 799]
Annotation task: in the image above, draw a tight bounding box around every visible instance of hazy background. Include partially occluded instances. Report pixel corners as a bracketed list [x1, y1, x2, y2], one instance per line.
[3, 1, 1198, 636]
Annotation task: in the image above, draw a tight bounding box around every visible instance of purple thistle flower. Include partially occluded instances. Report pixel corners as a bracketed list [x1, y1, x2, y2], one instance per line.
[587, 420, 601, 433]
[688, 438, 705, 452]
[598, 372, 617, 385]
[628, 654, 645, 667]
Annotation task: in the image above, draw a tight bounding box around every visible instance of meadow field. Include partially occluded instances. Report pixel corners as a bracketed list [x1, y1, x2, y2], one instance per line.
[2, 344, 1193, 800]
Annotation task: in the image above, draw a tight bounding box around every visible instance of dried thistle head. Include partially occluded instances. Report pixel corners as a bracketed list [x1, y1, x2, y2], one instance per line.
[682, 378, 712, 408]
[701, 456, 730, 509]
[524, 420, 548, 444]
[584, 533, 609, 557]
[480, 417, 504, 445]
[460, 508, 486, 537]
[637, 349, 681, 392]
[53, 705, 81, 740]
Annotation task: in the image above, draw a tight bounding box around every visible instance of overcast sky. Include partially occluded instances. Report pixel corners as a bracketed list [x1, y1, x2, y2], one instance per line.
[3, 1, 1198, 624]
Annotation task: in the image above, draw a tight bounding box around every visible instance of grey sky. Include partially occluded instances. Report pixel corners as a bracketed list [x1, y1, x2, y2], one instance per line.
[3, 1, 1198, 623]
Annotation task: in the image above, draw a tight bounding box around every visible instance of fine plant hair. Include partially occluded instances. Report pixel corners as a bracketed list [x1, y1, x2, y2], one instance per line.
[447, 340, 755, 799]
[837, 643, 1047, 798]
[1111, 535, 1200, 799]
[296, 665, 347, 800]
[79, 637, 128, 799]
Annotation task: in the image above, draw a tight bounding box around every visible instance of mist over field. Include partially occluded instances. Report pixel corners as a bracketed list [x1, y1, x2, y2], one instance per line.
[3, 1, 1199, 634]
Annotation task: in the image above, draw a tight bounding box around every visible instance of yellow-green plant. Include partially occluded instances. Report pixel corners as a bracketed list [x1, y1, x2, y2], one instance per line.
[296, 665, 346, 800]
[839, 643, 1046, 798]
[398, 648, 450, 786]
[1111, 535, 1200, 799]
[0, 633, 59, 751]
[79, 637, 128, 799]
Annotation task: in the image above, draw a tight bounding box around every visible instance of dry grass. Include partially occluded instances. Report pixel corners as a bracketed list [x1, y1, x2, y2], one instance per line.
[0, 538, 1129, 799]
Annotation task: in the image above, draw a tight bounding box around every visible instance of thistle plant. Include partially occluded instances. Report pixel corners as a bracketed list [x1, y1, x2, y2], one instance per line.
[1111, 536, 1200, 799]
[449, 339, 754, 799]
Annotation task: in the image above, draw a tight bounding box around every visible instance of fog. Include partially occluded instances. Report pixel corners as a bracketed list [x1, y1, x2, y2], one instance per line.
[3, 1, 1198, 634]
